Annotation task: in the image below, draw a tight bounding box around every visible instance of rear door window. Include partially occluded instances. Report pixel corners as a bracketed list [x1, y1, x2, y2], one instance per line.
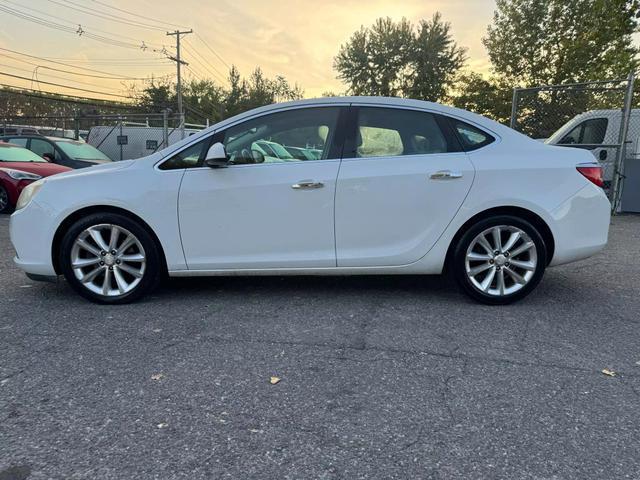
[350, 107, 454, 158]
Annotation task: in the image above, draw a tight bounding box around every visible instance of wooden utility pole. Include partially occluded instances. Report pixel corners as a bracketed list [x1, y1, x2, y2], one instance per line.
[166, 29, 192, 138]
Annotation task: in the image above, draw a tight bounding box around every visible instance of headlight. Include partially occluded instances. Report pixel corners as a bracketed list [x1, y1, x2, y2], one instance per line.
[6, 169, 42, 181]
[15, 179, 45, 211]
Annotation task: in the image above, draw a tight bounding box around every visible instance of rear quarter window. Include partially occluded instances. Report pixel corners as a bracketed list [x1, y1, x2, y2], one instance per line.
[451, 120, 495, 151]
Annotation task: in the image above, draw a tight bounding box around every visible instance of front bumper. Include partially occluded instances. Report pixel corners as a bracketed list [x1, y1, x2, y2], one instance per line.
[10, 199, 58, 276]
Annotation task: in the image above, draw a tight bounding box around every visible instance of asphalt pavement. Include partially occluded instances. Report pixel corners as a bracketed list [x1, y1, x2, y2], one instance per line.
[1, 213, 640, 479]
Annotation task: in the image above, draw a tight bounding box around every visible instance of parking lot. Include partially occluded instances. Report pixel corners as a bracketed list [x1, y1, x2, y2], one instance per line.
[0, 213, 639, 479]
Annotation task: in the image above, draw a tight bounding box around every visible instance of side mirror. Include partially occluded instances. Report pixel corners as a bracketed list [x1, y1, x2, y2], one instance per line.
[204, 142, 228, 168]
[42, 153, 54, 162]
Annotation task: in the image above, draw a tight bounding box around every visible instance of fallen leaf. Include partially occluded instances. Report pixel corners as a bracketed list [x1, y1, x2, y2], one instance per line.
[151, 373, 164, 381]
[602, 368, 617, 377]
[157, 423, 168, 429]
[270, 376, 281, 385]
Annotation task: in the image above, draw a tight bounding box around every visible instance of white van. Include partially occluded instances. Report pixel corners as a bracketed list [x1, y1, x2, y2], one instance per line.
[545, 109, 640, 182]
[87, 124, 203, 161]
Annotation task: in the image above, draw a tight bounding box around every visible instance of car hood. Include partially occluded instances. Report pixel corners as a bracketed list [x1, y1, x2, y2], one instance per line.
[74, 158, 112, 165]
[0, 161, 71, 177]
[48, 159, 135, 181]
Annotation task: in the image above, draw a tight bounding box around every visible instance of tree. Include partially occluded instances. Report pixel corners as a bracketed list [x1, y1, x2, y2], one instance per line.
[223, 66, 303, 118]
[452, 73, 513, 124]
[409, 13, 467, 101]
[134, 66, 303, 123]
[334, 15, 466, 101]
[484, 0, 640, 86]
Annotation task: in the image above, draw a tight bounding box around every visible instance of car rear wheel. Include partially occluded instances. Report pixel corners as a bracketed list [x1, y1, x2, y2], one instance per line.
[452, 215, 547, 305]
[60, 213, 162, 304]
[0, 184, 10, 213]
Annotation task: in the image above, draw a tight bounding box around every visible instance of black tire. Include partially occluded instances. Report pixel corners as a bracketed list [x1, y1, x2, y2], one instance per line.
[452, 215, 547, 305]
[59, 212, 163, 304]
[0, 184, 11, 214]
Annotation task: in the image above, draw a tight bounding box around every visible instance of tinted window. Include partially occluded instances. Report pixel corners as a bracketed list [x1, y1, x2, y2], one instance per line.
[159, 138, 210, 170]
[31, 138, 55, 157]
[223, 107, 341, 164]
[5, 138, 28, 147]
[353, 108, 450, 158]
[0, 144, 47, 162]
[453, 120, 495, 150]
[55, 140, 112, 161]
[559, 118, 608, 145]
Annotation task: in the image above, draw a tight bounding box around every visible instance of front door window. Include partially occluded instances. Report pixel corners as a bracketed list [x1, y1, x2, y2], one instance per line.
[222, 107, 342, 164]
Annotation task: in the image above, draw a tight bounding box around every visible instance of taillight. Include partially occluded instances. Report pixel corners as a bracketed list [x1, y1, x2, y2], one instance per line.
[576, 165, 604, 187]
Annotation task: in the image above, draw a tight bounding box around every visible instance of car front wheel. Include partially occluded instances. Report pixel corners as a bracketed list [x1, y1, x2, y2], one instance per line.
[452, 215, 547, 305]
[60, 213, 163, 304]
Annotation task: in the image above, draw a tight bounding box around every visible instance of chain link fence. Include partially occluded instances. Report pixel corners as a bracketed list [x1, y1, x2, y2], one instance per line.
[510, 73, 636, 211]
[0, 112, 209, 161]
[0, 87, 210, 161]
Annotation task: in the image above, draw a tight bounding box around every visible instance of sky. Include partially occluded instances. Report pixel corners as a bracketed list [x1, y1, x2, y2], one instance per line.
[0, 0, 497, 101]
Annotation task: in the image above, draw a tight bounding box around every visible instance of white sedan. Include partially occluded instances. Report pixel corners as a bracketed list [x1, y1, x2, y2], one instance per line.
[9, 97, 610, 305]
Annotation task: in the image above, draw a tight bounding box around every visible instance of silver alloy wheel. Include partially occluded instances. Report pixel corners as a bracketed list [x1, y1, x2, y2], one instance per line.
[465, 225, 538, 297]
[70, 224, 146, 297]
[0, 186, 8, 211]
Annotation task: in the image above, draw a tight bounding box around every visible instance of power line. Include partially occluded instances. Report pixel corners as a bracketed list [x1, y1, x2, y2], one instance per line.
[0, 84, 136, 108]
[38, 57, 172, 65]
[0, 47, 172, 80]
[195, 32, 230, 70]
[0, 72, 134, 99]
[0, 0, 167, 49]
[181, 42, 227, 84]
[0, 62, 130, 92]
[89, 0, 189, 30]
[50, 0, 166, 32]
[0, 2, 171, 55]
[0, 4, 147, 51]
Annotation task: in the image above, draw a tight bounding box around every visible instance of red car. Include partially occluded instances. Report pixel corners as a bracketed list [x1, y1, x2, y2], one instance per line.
[0, 142, 71, 213]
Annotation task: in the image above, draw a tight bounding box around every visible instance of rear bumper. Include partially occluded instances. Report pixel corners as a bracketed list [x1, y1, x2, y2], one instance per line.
[548, 183, 610, 266]
[10, 199, 58, 276]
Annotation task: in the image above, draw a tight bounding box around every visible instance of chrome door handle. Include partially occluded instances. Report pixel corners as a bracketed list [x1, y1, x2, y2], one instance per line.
[291, 180, 324, 190]
[430, 170, 463, 180]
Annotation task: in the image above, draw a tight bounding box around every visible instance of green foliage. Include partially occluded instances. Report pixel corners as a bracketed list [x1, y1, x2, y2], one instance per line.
[135, 66, 303, 124]
[455, 0, 639, 126]
[223, 66, 304, 118]
[484, 0, 640, 86]
[452, 73, 513, 124]
[334, 15, 466, 101]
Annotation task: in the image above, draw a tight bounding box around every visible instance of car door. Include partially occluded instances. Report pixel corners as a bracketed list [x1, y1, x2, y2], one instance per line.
[335, 106, 476, 267]
[176, 105, 347, 270]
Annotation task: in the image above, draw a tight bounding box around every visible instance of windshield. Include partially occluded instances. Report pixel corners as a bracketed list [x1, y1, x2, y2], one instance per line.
[0, 143, 47, 162]
[55, 140, 112, 161]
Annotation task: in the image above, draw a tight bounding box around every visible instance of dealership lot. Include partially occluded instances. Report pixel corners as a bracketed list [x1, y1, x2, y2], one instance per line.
[1, 213, 640, 479]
